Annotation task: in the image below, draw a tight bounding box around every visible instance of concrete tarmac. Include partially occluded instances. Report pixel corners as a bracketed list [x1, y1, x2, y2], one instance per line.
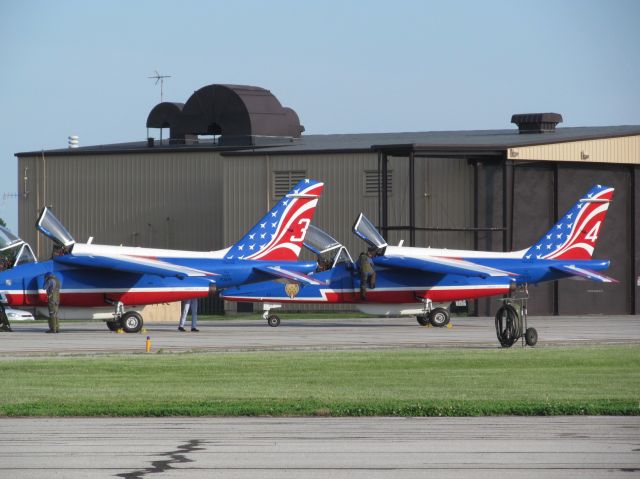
[0, 416, 638, 478]
[0, 315, 638, 357]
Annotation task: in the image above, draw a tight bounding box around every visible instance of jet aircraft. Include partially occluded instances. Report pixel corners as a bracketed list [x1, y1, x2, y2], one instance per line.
[222, 184, 616, 347]
[0, 179, 324, 332]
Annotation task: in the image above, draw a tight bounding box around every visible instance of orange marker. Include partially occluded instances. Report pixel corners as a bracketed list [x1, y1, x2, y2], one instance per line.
[145, 336, 151, 353]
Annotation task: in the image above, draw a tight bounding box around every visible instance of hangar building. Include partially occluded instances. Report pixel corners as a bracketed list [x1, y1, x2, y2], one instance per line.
[15, 84, 640, 316]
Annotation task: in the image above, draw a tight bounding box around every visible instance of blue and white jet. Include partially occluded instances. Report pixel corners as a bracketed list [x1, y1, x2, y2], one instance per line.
[0, 179, 324, 332]
[222, 185, 616, 346]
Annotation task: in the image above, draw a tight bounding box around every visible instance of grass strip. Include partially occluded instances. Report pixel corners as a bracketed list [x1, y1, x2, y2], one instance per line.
[1, 346, 638, 417]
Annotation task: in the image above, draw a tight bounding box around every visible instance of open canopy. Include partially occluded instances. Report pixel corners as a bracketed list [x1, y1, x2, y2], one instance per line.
[36, 207, 76, 248]
[352, 213, 388, 251]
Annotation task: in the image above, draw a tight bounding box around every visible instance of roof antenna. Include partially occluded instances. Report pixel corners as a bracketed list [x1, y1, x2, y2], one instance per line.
[148, 70, 171, 102]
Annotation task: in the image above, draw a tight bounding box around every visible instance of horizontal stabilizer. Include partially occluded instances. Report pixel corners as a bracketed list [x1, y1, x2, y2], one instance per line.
[253, 265, 325, 286]
[54, 254, 217, 279]
[374, 255, 517, 278]
[551, 264, 618, 283]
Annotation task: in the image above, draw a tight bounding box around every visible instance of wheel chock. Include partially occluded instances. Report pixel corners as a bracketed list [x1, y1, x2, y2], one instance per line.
[116, 329, 124, 334]
[447, 323, 453, 329]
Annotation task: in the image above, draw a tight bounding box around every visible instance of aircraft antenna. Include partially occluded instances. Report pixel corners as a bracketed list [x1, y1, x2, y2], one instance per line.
[148, 70, 171, 102]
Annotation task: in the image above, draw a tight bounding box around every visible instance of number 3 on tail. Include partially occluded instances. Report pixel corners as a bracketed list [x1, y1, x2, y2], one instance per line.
[290, 218, 310, 242]
[585, 221, 601, 242]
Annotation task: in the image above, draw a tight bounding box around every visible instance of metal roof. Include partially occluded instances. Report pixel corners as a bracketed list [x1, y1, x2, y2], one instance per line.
[15, 124, 640, 158]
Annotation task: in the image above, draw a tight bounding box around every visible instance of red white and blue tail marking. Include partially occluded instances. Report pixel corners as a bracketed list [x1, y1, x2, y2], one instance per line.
[525, 185, 614, 261]
[225, 179, 324, 261]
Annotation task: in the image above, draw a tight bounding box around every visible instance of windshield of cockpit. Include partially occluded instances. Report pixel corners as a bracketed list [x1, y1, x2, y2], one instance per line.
[0, 226, 37, 269]
[304, 225, 353, 271]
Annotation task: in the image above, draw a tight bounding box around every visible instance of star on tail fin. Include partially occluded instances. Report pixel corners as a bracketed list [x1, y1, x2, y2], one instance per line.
[225, 179, 324, 261]
[525, 185, 614, 261]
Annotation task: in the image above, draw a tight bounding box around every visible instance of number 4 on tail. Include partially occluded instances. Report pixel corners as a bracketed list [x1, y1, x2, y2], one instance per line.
[585, 221, 601, 242]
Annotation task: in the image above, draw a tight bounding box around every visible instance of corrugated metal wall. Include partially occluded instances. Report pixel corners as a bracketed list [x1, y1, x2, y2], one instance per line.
[16, 147, 638, 316]
[19, 151, 225, 258]
[223, 153, 379, 260]
[509, 135, 640, 164]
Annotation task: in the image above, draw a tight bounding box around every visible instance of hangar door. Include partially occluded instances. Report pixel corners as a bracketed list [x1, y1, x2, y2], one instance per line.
[512, 163, 632, 315]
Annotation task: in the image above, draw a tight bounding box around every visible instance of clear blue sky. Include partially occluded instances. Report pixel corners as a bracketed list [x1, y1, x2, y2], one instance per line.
[1, 0, 639, 231]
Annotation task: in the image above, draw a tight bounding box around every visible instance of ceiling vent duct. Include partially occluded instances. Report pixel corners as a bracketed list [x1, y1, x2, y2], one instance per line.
[511, 112, 563, 134]
[146, 84, 304, 146]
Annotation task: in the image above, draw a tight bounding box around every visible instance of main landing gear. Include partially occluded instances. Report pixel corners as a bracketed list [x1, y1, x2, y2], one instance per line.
[416, 299, 451, 328]
[263, 303, 282, 327]
[105, 301, 144, 333]
[495, 285, 538, 348]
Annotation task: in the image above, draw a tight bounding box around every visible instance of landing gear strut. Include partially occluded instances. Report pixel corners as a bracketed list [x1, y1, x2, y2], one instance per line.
[416, 299, 451, 328]
[263, 303, 282, 327]
[105, 301, 144, 333]
[495, 285, 537, 348]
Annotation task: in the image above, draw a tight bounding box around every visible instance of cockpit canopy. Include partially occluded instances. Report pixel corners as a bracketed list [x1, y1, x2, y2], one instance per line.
[36, 207, 76, 248]
[0, 225, 37, 268]
[352, 213, 387, 253]
[303, 225, 353, 268]
[0, 226, 22, 251]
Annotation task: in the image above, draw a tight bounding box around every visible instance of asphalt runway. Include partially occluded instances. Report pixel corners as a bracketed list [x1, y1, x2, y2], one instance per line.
[0, 315, 638, 357]
[2, 318, 638, 478]
[0, 416, 638, 478]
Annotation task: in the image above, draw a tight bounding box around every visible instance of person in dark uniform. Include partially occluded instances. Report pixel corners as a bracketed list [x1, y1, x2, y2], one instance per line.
[357, 248, 377, 300]
[44, 272, 61, 333]
[0, 304, 12, 332]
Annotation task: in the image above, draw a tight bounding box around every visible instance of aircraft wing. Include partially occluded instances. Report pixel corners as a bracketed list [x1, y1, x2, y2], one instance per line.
[551, 264, 618, 283]
[54, 254, 217, 279]
[253, 265, 325, 286]
[373, 255, 517, 278]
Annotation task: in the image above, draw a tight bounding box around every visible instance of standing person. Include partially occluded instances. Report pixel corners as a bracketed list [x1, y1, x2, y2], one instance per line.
[0, 304, 12, 332]
[178, 298, 199, 332]
[357, 248, 377, 300]
[44, 272, 60, 333]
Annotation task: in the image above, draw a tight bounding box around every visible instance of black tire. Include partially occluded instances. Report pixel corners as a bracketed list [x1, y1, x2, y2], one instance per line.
[121, 311, 143, 334]
[267, 315, 281, 327]
[429, 307, 450, 328]
[106, 320, 122, 331]
[525, 327, 538, 347]
[495, 304, 520, 348]
[416, 315, 429, 326]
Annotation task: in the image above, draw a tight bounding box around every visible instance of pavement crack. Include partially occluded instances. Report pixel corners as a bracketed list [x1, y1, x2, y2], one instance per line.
[115, 439, 204, 478]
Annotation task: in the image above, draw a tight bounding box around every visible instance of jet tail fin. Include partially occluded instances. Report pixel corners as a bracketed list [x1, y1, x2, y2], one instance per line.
[525, 185, 614, 261]
[225, 179, 324, 261]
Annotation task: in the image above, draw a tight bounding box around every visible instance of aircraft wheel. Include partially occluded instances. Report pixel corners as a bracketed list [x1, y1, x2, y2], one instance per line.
[106, 320, 122, 331]
[429, 307, 450, 328]
[267, 315, 281, 327]
[416, 315, 429, 326]
[121, 311, 143, 333]
[525, 327, 538, 347]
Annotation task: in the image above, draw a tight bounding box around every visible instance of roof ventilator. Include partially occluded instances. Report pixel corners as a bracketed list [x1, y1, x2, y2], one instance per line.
[511, 113, 563, 134]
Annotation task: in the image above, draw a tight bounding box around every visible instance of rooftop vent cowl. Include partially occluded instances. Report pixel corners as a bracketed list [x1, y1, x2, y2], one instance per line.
[511, 112, 563, 134]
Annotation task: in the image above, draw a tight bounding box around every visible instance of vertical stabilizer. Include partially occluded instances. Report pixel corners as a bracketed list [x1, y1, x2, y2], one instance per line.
[525, 185, 614, 261]
[225, 179, 324, 261]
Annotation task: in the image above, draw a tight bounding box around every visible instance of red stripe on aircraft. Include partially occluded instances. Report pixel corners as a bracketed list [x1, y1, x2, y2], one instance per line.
[4, 290, 210, 308]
